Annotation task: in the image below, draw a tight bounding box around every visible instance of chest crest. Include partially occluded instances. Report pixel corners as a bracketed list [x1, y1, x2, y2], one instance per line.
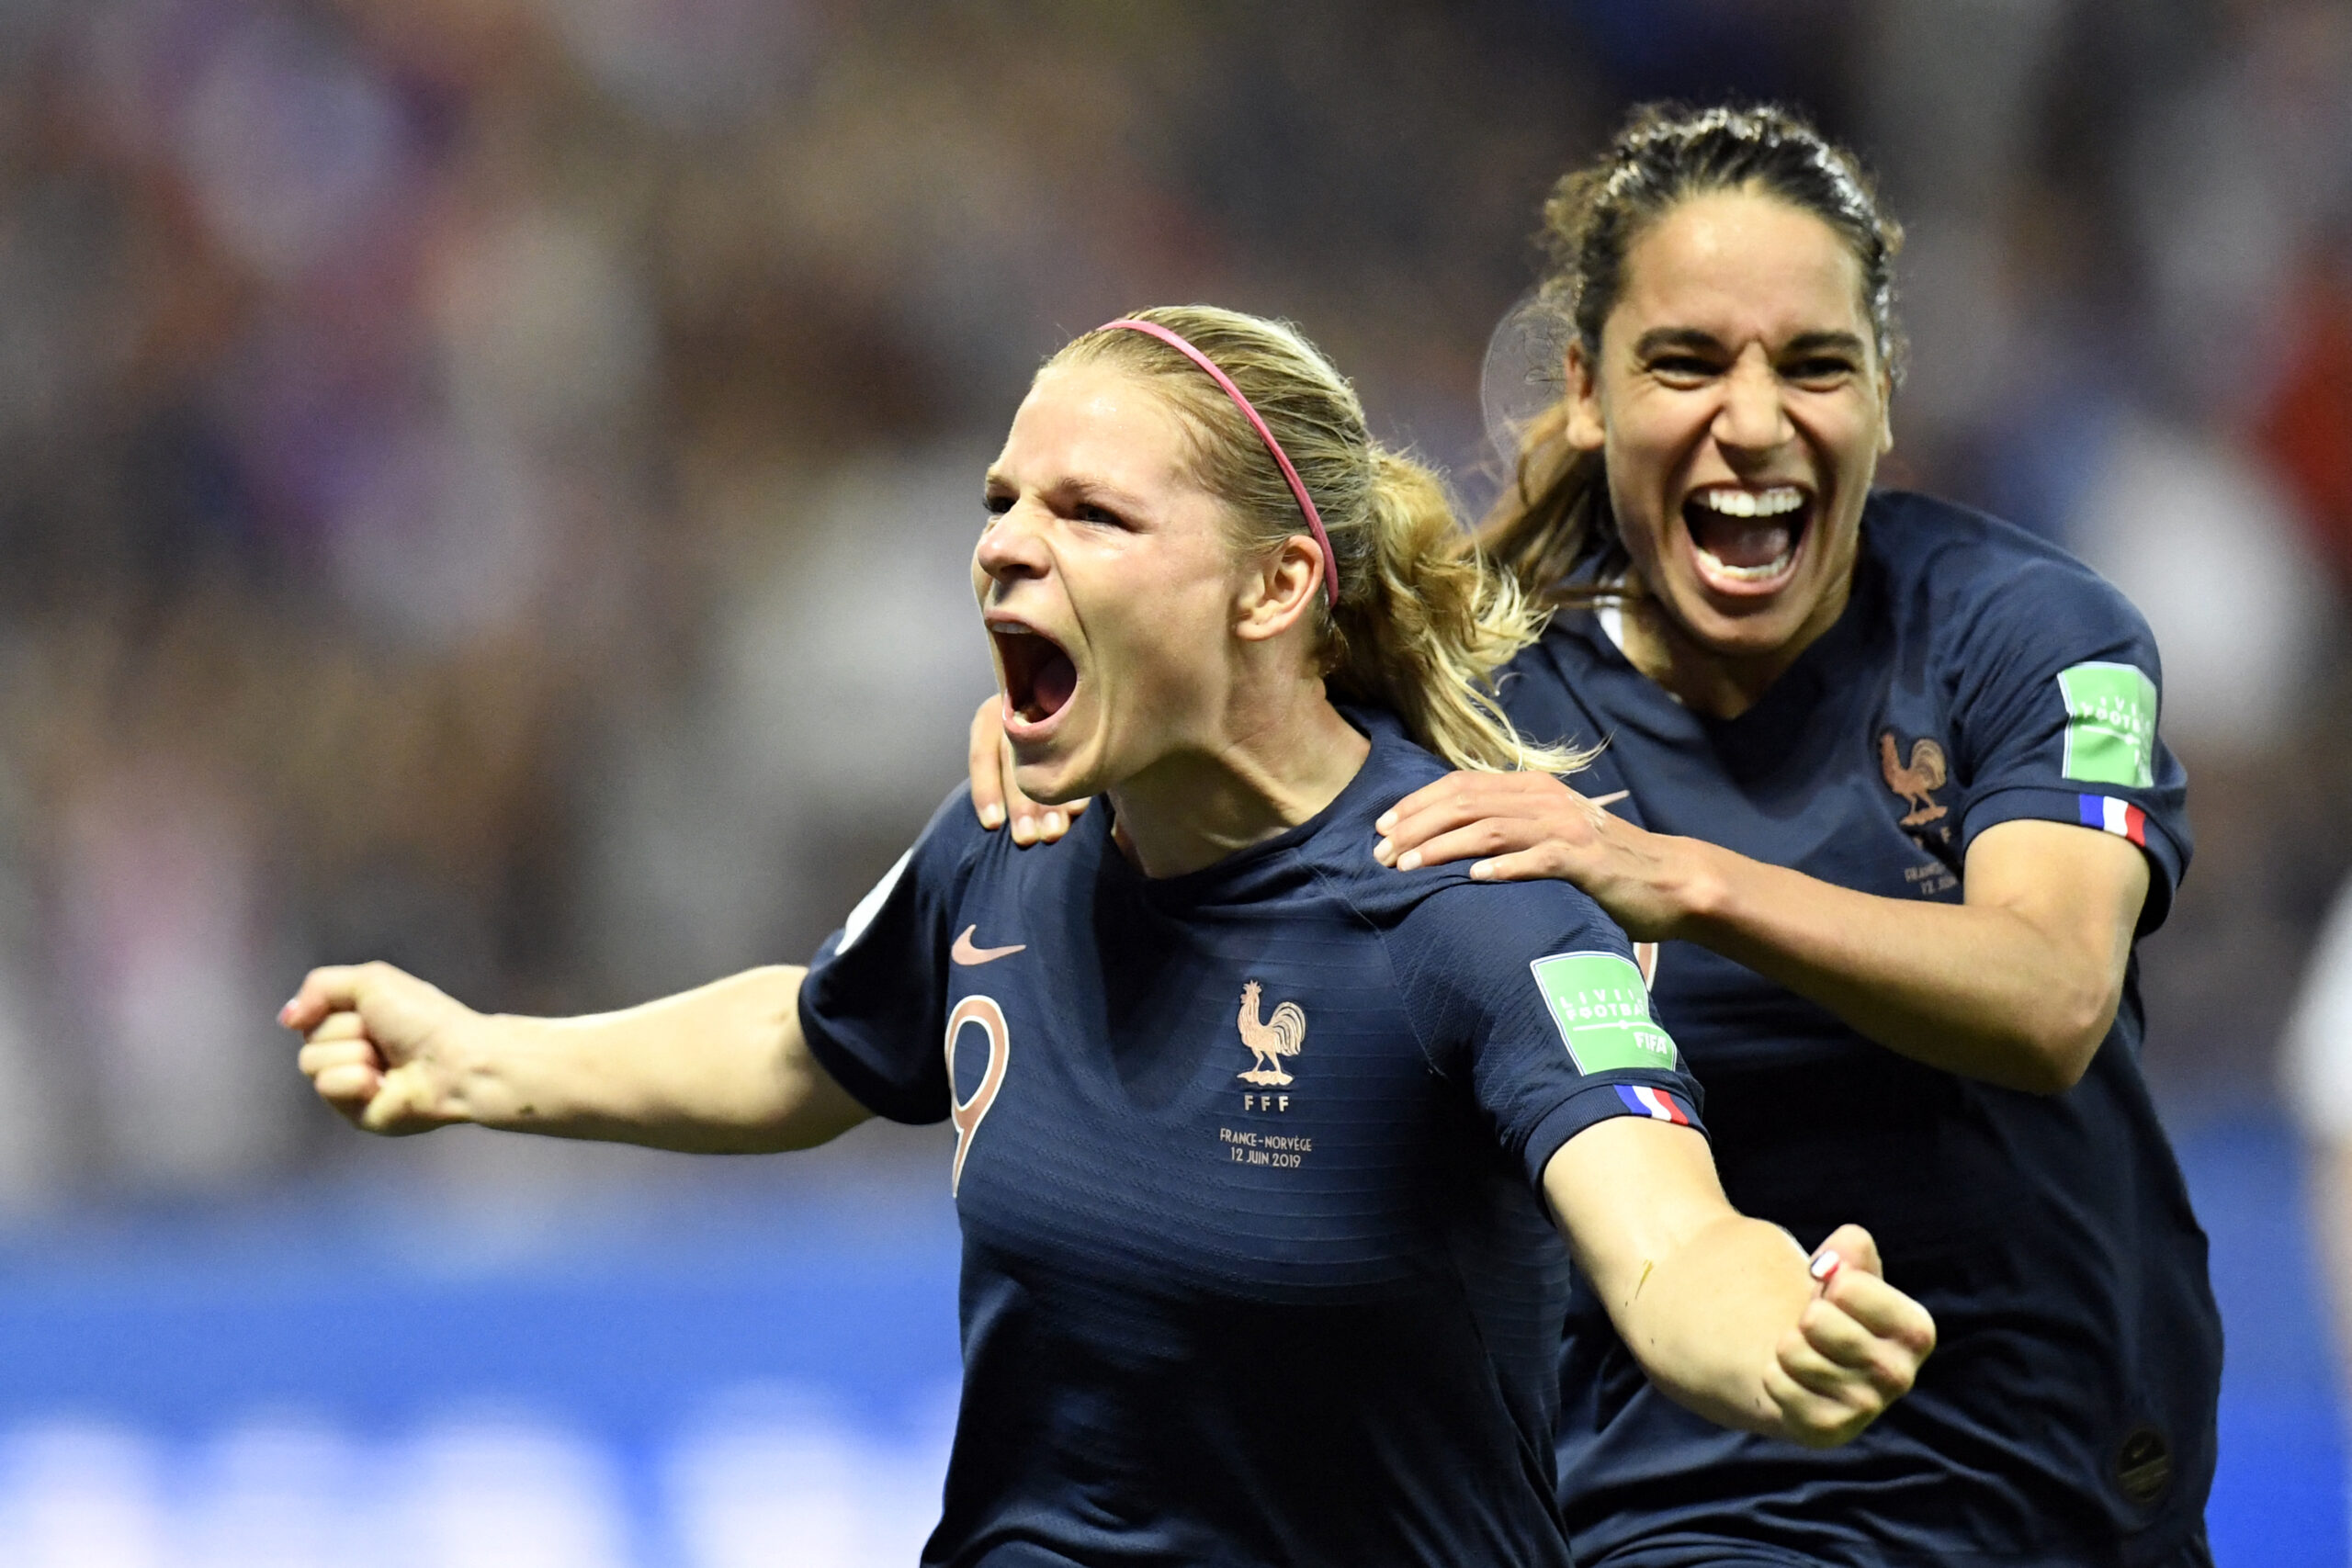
[1235, 980, 1306, 1087]
[1878, 728, 1951, 833]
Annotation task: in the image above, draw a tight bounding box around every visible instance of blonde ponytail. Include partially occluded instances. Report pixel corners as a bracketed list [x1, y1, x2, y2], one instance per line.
[1328, 449, 1591, 773]
[1057, 304, 1589, 775]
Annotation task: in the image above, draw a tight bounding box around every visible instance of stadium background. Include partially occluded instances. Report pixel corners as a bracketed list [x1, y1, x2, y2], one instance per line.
[0, 0, 2347, 1562]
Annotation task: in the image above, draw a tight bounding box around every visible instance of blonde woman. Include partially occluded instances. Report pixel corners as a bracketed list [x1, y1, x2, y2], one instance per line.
[287, 306, 1931, 1567]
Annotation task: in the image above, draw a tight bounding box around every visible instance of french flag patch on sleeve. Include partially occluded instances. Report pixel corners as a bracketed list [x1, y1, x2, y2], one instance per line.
[2076, 794, 2147, 846]
[1615, 1084, 1691, 1125]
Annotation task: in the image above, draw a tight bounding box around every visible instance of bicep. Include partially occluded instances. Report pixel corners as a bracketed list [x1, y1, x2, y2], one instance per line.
[766, 968, 876, 1150]
[1962, 818, 2148, 984]
[1541, 1116, 1734, 1303]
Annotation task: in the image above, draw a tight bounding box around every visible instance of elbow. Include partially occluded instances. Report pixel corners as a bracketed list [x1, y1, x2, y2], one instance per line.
[1998, 1038, 2088, 1097]
[2007, 987, 2118, 1095]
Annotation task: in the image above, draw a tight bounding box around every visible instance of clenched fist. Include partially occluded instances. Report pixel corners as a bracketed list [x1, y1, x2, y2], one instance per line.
[1770, 1224, 1937, 1448]
[281, 962, 481, 1135]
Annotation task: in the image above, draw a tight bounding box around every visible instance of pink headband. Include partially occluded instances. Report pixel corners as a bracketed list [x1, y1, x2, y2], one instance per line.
[1098, 317, 1340, 608]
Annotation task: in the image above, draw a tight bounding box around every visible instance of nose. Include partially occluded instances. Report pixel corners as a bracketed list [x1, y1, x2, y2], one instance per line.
[1713, 346, 1793, 459]
[974, 500, 1050, 591]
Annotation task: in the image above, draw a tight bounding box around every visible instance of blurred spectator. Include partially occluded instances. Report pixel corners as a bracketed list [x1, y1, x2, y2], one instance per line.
[2068, 415, 2331, 754]
[2285, 875, 2352, 1366]
[2259, 251, 2352, 596]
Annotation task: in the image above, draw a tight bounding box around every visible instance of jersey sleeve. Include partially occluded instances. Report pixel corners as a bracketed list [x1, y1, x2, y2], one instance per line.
[1387, 879, 1707, 1193]
[1947, 558, 2191, 932]
[794, 787, 980, 1125]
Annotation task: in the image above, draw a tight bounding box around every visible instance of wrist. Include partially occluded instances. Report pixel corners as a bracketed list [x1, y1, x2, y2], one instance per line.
[1658, 835, 1736, 940]
[439, 1008, 519, 1127]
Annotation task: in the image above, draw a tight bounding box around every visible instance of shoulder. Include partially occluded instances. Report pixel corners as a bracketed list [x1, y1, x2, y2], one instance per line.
[1295, 717, 1537, 923]
[1866, 490, 2159, 667]
[1386, 875, 1634, 998]
[1304, 714, 1633, 954]
[844, 784, 999, 926]
[912, 782, 1000, 877]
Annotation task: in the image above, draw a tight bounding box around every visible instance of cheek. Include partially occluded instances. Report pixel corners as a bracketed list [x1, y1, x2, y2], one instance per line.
[1113, 574, 1239, 713]
[1798, 389, 1886, 461]
[1602, 438, 1679, 558]
[1602, 398, 1695, 498]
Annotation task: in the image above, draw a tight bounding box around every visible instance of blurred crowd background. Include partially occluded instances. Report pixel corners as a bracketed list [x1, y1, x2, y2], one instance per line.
[1, 0, 2349, 1562]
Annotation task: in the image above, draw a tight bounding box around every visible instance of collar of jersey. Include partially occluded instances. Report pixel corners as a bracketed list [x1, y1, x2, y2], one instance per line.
[1098, 705, 1416, 908]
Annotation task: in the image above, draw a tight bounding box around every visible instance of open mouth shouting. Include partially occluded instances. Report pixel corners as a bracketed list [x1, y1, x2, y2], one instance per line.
[1681, 484, 1812, 597]
[989, 617, 1080, 740]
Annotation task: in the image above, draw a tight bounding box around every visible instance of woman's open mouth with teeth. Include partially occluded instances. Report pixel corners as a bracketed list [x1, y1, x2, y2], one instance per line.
[1681, 484, 1812, 593]
[991, 621, 1080, 731]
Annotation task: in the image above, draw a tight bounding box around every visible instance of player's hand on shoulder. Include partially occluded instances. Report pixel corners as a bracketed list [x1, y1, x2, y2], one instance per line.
[968, 694, 1089, 845]
[281, 962, 478, 1136]
[1372, 769, 1697, 941]
[1766, 1224, 1937, 1448]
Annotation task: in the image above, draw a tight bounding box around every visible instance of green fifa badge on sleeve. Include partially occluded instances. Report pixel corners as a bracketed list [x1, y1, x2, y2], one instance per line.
[1530, 951, 1679, 1075]
[2056, 661, 2158, 787]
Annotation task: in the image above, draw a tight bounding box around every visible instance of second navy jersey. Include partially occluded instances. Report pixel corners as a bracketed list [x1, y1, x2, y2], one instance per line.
[797, 709, 1706, 1568]
[1500, 491, 2219, 1567]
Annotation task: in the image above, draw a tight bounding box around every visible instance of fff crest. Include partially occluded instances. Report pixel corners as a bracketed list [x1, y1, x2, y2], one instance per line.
[1235, 981, 1306, 1086]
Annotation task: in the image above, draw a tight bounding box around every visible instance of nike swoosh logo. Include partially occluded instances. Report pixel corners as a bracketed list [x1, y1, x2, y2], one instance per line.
[1587, 789, 1630, 808]
[952, 926, 1026, 965]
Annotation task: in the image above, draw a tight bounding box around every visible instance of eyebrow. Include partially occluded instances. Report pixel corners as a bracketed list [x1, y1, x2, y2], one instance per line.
[1631, 327, 1870, 358]
[1632, 328, 1726, 357]
[981, 470, 1153, 513]
[1783, 330, 1870, 356]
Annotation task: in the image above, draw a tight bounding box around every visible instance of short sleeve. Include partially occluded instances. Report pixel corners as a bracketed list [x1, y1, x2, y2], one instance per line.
[1387, 879, 1708, 1193]
[796, 787, 979, 1125]
[1947, 559, 2191, 933]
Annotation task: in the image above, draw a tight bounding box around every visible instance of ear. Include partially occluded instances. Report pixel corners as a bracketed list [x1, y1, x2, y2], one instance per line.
[1234, 534, 1325, 644]
[1565, 341, 1606, 453]
[1877, 367, 1896, 454]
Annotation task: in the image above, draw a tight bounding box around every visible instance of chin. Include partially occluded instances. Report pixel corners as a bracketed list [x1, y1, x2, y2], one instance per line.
[1668, 583, 1816, 659]
[1009, 751, 1100, 808]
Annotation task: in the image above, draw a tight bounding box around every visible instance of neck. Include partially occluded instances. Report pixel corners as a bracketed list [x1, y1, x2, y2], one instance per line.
[1617, 570, 1853, 720]
[1105, 678, 1372, 879]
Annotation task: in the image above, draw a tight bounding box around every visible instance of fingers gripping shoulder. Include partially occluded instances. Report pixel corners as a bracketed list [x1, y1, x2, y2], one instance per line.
[967, 694, 1087, 844]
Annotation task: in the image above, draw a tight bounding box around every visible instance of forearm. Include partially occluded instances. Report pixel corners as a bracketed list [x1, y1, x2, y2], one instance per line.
[1671, 841, 2115, 1092]
[1609, 1210, 1812, 1434]
[1379, 775, 2144, 1094]
[1545, 1119, 1931, 1445]
[446, 966, 865, 1153]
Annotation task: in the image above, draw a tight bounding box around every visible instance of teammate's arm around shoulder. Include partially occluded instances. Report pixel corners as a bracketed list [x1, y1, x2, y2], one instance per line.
[1543, 1119, 1936, 1447]
[283, 962, 873, 1154]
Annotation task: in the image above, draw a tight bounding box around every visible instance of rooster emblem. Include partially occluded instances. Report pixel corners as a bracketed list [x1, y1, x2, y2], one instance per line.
[1236, 980, 1306, 1086]
[1879, 730, 1950, 827]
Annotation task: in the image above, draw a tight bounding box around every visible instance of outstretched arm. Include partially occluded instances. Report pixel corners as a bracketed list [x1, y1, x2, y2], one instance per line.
[1543, 1116, 1934, 1445]
[284, 962, 873, 1153]
[1377, 774, 2146, 1093]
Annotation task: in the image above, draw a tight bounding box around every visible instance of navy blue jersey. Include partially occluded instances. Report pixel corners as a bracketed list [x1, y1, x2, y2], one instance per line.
[797, 710, 1705, 1568]
[1500, 491, 2219, 1567]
